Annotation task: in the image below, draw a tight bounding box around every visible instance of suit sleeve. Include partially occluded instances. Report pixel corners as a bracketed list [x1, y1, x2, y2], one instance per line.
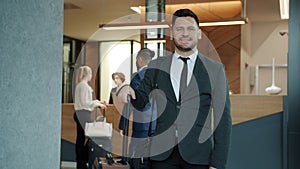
[131, 63, 156, 110]
[210, 65, 232, 169]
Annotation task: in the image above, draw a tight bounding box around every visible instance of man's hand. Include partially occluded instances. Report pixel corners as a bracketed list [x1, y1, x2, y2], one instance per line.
[209, 166, 217, 169]
[128, 87, 136, 100]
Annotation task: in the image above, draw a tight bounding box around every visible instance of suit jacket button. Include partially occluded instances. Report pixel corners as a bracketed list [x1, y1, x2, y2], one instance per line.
[176, 105, 181, 109]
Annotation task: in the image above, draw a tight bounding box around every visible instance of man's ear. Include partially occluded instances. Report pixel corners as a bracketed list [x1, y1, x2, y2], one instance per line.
[170, 28, 173, 40]
[198, 29, 202, 40]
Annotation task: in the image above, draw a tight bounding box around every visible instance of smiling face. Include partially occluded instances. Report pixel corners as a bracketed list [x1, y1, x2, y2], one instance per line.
[172, 16, 201, 55]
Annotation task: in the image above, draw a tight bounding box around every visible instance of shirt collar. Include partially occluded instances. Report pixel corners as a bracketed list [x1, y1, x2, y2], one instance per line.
[138, 65, 147, 72]
[174, 50, 198, 63]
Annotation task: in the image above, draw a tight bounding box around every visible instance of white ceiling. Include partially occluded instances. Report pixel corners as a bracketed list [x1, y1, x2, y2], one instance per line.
[64, 0, 283, 41]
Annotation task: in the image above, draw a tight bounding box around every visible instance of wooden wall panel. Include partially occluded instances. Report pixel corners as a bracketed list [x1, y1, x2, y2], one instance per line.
[85, 41, 99, 93]
[165, 1, 242, 22]
[61, 103, 76, 143]
[202, 25, 241, 94]
[208, 25, 241, 49]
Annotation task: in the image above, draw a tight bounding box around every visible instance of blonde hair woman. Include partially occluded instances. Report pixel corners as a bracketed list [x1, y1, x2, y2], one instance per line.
[73, 66, 106, 169]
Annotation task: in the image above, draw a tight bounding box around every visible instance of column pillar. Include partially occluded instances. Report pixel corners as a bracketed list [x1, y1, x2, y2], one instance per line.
[287, 0, 300, 168]
[0, 0, 63, 168]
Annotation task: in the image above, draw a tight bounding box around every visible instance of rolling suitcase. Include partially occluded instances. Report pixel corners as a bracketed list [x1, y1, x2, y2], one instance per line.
[92, 95, 131, 169]
[87, 137, 113, 167]
[87, 109, 114, 169]
[89, 97, 131, 169]
[93, 157, 130, 169]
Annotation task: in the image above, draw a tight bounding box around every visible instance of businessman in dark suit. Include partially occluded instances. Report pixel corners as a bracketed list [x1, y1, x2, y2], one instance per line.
[129, 9, 232, 169]
[119, 48, 157, 169]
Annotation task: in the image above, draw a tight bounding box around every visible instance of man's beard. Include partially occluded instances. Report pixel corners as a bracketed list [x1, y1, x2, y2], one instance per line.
[174, 39, 196, 52]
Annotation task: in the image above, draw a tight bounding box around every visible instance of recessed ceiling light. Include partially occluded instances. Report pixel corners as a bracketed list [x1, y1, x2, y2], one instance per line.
[279, 0, 289, 19]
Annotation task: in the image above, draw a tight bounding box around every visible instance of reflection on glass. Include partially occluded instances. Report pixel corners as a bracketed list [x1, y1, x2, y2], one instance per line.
[146, 28, 165, 39]
[145, 0, 165, 39]
[144, 41, 165, 58]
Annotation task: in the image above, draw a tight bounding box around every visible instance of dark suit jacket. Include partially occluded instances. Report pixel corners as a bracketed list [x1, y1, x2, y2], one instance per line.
[131, 53, 232, 169]
[118, 68, 156, 137]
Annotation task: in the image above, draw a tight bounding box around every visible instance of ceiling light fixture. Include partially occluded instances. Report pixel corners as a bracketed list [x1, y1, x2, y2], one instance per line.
[200, 19, 247, 27]
[99, 19, 247, 30]
[144, 40, 166, 43]
[279, 0, 289, 19]
[130, 6, 142, 14]
[99, 22, 169, 30]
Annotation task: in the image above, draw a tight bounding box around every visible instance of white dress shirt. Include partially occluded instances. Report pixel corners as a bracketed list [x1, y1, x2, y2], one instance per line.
[74, 81, 98, 111]
[170, 50, 198, 101]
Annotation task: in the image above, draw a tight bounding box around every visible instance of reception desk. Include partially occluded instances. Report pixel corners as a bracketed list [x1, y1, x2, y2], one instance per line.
[230, 95, 283, 124]
[61, 95, 283, 154]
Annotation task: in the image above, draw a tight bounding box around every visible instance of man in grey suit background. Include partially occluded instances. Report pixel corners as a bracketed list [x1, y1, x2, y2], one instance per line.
[129, 8, 232, 169]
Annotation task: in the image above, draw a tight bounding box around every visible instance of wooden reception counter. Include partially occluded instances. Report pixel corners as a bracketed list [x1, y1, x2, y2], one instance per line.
[230, 95, 283, 124]
[62, 95, 284, 151]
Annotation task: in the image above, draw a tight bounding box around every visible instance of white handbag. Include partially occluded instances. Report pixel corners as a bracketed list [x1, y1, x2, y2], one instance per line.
[85, 109, 112, 138]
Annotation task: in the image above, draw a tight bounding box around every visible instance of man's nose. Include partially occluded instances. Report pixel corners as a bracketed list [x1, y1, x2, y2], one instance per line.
[182, 28, 189, 36]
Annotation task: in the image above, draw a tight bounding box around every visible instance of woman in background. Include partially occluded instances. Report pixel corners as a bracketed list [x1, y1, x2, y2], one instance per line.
[109, 72, 130, 112]
[74, 66, 106, 169]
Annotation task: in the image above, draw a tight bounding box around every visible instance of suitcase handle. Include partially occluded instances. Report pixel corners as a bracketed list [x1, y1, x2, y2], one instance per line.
[94, 107, 106, 122]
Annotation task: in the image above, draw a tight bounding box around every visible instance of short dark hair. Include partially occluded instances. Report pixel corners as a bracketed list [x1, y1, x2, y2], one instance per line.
[137, 48, 155, 62]
[172, 9, 199, 28]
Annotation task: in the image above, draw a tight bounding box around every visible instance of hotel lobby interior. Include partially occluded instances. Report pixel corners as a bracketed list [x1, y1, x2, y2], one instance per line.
[1, 0, 299, 169]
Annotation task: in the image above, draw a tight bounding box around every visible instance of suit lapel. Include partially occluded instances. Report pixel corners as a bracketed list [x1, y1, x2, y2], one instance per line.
[181, 55, 211, 102]
[193, 55, 211, 92]
[158, 55, 178, 104]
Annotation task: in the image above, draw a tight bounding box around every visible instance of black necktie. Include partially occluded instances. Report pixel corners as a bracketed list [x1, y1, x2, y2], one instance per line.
[179, 57, 190, 94]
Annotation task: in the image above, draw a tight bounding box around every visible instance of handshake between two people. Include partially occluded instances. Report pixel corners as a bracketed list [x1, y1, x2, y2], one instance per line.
[94, 100, 107, 109]
[93, 87, 136, 109]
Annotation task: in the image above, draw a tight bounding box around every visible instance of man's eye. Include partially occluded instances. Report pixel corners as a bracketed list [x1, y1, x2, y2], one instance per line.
[176, 28, 183, 31]
[188, 27, 195, 31]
